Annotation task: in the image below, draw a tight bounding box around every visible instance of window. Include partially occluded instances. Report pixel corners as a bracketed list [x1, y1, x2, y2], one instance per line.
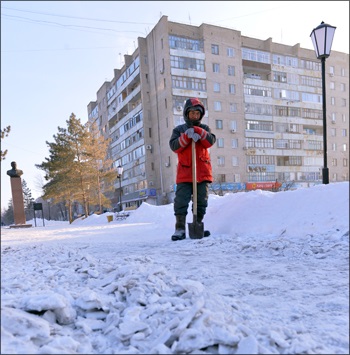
[243, 48, 270, 64]
[218, 174, 226, 182]
[231, 120, 237, 131]
[277, 156, 302, 166]
[275, 71, 288, 83]
[170, 56, 205, 71]
[217, 156, 225, 166]
[213, 63, 220, 73]
[229, 103, 237, 112]
[231, 139, 238, 148]
[342, 129, 347, 137]
[341, 98, 346, 107]
[331, 158, 337, 167]
[330, 81, 335, 90]
[228, 65, 235, 76]
[217, 138, 224, 148]
[232, 156, 239, 166]
[211, 44, 219, 55]
[245, 84, 272, 98]
[172, 75, 206, 91]
[329, 66, 335, 75]
[169, 35, 204, 52]
[215, 120, 223, 129]
[233, 174, 240, 182]
[300, 59, 321, 71]
[214, 101, 222, 111]
[213, 82, 220, 92]
[340, 83, 346, 92]
[331, 113, 336, 123]
[229, 84, 236, 94]
[246, 120, 273, 131]
[246, 138, 274, 148]
[305, 139, 322, 150]
[331, 128, 336, 137]
[227, 47, 235, 57]
[331, 97, 335, 105]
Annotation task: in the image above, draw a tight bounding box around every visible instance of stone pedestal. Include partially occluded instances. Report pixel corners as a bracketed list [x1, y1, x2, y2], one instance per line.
[9, 177, 32, 228]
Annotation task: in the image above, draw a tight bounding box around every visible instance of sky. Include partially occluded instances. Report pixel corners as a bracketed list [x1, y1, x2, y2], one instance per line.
[1, 1, 349, 210]
[1, 182, 349, 354]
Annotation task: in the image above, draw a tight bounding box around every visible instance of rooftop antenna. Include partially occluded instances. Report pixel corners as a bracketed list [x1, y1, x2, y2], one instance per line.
[189, 13, 191, 25]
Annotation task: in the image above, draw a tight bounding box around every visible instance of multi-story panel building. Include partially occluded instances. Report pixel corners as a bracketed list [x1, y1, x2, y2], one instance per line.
[87, 16, 349, 210]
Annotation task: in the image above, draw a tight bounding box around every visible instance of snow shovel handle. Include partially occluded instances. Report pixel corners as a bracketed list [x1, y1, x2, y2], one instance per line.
[192, 139, 197, 217]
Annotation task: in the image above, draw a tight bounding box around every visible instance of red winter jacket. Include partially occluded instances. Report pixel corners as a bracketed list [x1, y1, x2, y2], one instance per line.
[169, 123, 216, 184]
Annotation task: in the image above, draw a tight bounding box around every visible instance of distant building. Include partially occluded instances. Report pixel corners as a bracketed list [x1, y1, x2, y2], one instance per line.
[87, 16, 349, 209]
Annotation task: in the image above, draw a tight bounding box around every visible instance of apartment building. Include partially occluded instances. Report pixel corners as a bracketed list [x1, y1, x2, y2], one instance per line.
[87, 16, 349, 210]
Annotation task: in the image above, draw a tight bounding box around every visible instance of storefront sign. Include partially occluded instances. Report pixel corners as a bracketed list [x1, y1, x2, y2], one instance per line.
[246, 181, 282, 190]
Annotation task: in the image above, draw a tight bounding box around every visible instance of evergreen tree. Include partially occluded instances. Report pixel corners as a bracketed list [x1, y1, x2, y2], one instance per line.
[1, 200, 14, 225]
[36, 113, 118, 222]
[36, 114, 83, 223]
[22, 179, 35, 220]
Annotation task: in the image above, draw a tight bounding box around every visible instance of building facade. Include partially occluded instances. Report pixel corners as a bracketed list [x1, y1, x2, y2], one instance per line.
[87, 16, 349, 209]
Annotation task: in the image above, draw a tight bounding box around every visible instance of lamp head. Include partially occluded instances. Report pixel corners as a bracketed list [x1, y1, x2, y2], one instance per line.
[310, 21, 336, 59]
[117, 165, 123, 176]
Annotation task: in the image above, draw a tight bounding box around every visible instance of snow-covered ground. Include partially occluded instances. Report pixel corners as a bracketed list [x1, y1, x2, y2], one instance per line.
[1, 182, 349, 354]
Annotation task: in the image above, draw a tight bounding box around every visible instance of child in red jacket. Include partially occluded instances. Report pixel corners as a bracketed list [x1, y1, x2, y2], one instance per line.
[169, 98, 216, 241]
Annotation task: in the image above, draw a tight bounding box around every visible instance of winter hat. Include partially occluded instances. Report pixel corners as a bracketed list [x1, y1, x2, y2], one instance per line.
[188, 105, 204, 115]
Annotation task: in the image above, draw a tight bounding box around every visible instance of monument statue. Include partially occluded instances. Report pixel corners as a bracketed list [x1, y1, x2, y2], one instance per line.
[6, 161, 31, 228]
[7, 161, 23, 178]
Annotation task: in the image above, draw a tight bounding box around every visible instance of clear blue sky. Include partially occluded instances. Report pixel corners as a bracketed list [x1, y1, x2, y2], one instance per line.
[1, 1, 349, 210]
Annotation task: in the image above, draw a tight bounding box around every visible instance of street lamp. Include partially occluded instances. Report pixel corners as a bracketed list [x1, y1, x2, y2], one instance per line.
[47, 199, 51, 221]
[310, 21, 336, 184]
[117, 165, 123, 211]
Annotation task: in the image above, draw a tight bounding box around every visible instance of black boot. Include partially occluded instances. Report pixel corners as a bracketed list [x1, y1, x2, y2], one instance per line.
[197, 215, 210, 237]
[171, 215, 186, 241]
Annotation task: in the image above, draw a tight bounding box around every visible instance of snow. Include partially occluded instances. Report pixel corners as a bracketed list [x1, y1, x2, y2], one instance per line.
[1, 182, 349, 354]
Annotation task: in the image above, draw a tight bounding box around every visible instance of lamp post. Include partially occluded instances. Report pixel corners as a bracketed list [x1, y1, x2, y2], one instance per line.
[117, 165, 123, 211]
[310, 21, 336, 184]
[47, 199, 51, 221]
[87, 184, 90, 215]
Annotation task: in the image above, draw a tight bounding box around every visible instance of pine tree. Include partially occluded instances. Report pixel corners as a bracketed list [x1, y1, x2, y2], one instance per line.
[36, 113, 118, 223]
[1, 200, 14, 225]
[22, 179, 35, 220]
[36, 113, 84, 223]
